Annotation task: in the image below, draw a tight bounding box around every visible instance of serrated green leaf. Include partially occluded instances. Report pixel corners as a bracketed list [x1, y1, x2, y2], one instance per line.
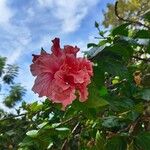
[134, 30, 150, 39]
[85, 83, 109, 108]
[112, 23, 130, 36]
[98, 58, 128, 78]
[106, 43, 133, 59]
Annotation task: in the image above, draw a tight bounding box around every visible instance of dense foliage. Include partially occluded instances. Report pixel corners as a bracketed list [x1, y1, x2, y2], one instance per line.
[0, 2, 150, 150]
[103, 0, 150, 28]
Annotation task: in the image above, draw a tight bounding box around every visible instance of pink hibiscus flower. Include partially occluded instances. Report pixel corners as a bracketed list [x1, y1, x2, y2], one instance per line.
[30, 38, 93, 109]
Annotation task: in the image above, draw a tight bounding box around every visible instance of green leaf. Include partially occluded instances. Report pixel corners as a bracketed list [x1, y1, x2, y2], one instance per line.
[133, 103, 144, 113]
[26, 130, 38, 138]
[19, 137, 34, 147]
[105, 136, 127, 150]
[141, 88, 150, 101]
[95, 21, 99, 28]
[55, 127, 70, 131]
[143, 10, 150, 22]
[99, 31, 105, 37]
[98, 40, 108, 46]
[102, 116, 119, 128]
[134, 30, 150, 39]
[87, 43, 98, 48]
[51, 123, 61, 128]
[6, 130, 15, 136]
[37, 122, 48, 129]
[91, 43, 132, 78]
[106, 43, 133, 59]
[112, 23, 130, 36]
[95, 130, 105, 150]
[29, 102, 43, 113]
[0, 56, 6, 77]
[112, 76, 120, 85]
[92, 66, 105, 88]
[99, 86, 108, 96]
[134, 132, 150, 150]
[47, 142, 53, 149]
[85, 83, 109, 108]
[98, 58, 128, 78]
[108, 97, 134, 113]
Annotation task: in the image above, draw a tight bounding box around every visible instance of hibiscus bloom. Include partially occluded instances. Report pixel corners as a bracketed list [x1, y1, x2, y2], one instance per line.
[30, 38, 93, 109]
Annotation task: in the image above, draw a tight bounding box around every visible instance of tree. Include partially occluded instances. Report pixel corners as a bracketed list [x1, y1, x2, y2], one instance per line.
[0, 56, 26, 149]
[0, 56, 26, 109]
[102, 0, 150, 28]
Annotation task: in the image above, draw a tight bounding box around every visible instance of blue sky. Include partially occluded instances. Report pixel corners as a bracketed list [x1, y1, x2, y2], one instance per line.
[0, 0, 115, 110]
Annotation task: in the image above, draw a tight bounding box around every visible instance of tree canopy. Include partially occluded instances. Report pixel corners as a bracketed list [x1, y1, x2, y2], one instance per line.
[103, 0, 150, 28]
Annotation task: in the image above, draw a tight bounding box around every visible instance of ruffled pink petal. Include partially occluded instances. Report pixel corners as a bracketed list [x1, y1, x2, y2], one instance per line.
[51, 38, 62, 57]
[64, 45, 79, 56]
[48, 81, 76, 108]
[61, 89, 76, 109]
[32, 73, 53, 97]
[77, 84, 89, 102]
[78, 58, 93, 76]
[69, 70, 85, 84]
[65, 55, 79, 72]
[54, 71, 70, 90]
[30, 53, 60, 76]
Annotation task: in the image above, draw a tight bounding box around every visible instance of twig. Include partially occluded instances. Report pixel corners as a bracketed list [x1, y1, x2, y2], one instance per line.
[114, 1, 150, 30]
[60, 114, 80, 125]
[129, 115, 141, 134]
[0, 113, 26, 122]
[61, 122, 80, 150]
[0, 106, 53, 122]
[94, 37, 105, 39]
[133, 56, 150, 62]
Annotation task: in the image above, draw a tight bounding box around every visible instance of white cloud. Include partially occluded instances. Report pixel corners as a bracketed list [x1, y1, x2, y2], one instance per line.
[27, 8, 35, 17]
[1, 24, 32, 64]
[0, 0, 13, 25]
[0, 0, 32, 64]
[7, 48, 22, 64]
[38, 0, 99, 33]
